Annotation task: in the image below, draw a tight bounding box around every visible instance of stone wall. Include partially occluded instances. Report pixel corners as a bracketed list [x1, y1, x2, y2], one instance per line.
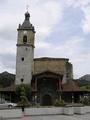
[0, 106, 90, 119]
[33, 58, 68, 74]
[66, 62, 73, 82]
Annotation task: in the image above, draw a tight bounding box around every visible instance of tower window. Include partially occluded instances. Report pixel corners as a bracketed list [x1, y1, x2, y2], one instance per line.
[21, 78, 24, 83]
[23, 35, 27, 43]
[21, 57, 24, 61]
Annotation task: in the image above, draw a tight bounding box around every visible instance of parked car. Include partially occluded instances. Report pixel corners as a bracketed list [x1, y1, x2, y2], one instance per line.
[0, 99, 17, 108]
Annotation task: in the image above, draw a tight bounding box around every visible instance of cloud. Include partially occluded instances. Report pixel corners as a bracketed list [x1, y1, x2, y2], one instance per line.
[35, 41, 51, 49]
[81, 6, 90, 34]
[0, 39, 16, 55]
[0, 38, 16, 73]
[65, 0, 90, 8]
[64, 0, 90, 34]
[31, 0, 63, 39]
[0, 53, 16, 73]
[35, 36, 84, 57]
[0, 28, 16, 41]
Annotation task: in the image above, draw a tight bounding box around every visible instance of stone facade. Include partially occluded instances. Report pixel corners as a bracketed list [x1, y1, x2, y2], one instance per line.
[33, 57, 73, 83]
[31, 57, 73, 105]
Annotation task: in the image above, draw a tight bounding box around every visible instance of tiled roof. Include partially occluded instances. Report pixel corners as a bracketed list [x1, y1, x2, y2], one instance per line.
[34, 57, 69, 61]
[0, 84, 16, 92]
[62, 82, 82, 92]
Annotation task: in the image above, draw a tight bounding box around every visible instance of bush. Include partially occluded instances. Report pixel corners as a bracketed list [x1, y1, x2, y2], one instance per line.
[82, 97, 90, 106]
[54, 99, 65, 107]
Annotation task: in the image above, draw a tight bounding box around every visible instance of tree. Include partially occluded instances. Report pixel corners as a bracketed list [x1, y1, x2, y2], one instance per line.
[16, 84, 31, 107]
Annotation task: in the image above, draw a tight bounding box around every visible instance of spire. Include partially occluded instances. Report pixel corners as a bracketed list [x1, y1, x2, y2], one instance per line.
[18, 11, 35, 33]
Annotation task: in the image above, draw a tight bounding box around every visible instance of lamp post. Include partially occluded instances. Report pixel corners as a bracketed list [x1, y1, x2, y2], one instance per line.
[72, 92, 74, 104]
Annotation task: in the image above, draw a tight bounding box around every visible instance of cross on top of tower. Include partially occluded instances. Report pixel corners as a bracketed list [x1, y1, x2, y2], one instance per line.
[25, 0, 30, 20]
[26, 4, 29, 12]
[26, 0, 30, 11]
[17, 0, 35, 32]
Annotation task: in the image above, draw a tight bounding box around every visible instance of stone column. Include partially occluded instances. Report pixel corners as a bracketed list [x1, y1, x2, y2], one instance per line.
[35, 78, 37, 91]
[34, 78, 37, 104]
[59, 78, 62, 101]
[72, 92, 74, 103]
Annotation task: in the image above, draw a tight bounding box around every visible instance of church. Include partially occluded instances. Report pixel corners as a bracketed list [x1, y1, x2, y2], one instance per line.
[15, 11, 82, 106]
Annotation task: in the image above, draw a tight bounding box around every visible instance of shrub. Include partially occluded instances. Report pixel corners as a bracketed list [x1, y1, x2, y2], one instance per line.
[54, 99, 65, 107]
[82, 97, 90, 106]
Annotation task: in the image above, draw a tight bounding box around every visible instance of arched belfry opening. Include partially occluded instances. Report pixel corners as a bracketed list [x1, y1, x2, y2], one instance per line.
[23, 35, 27, 43]
[42, 94, 52, 106]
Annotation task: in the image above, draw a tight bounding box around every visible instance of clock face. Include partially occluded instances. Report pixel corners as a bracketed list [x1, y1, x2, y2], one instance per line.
[23, 31, 27, 35]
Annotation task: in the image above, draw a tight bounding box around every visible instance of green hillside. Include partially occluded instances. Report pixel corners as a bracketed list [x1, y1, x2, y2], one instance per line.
[0, 71, 15, 87]
[74, 79, 90, 87]
[74, 74, 90, 91]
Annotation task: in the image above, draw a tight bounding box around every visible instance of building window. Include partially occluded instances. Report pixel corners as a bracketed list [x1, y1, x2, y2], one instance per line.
[23, 35, 27, 43]
[21, 78, 24, 83]
[21, 57, 24, 61]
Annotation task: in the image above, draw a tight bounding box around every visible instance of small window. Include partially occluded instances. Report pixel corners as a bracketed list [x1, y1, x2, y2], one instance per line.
[23, 35, 27, 43]
[21, 78, 24, 82]
[21, 57, 24, 61]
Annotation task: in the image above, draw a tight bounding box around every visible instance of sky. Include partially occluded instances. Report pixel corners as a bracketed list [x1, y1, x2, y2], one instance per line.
[0, 0, 90, 79]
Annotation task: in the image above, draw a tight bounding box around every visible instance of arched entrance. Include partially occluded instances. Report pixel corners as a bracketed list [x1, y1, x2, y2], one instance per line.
[42, 94, 52, 106]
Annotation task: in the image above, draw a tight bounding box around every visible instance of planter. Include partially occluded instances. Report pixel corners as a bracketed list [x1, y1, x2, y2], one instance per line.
[63, 107, 74, 115]
[74, 106, 86, 114]
[85, 106, 90, 113]
[26, 107, 63, 115]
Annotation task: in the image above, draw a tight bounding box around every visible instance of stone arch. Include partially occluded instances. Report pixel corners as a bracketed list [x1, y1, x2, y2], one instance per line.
[23, 35, 27, 43]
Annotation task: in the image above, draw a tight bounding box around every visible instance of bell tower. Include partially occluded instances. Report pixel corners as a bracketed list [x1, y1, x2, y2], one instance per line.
[15, 11, 35, 85]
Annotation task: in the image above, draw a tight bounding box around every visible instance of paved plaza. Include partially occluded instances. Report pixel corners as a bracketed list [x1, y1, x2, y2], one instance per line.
[29, 114, 90, 120]
[7, 114, 90, 120]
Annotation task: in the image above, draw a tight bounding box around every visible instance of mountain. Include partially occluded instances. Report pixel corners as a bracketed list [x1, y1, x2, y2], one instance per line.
[0, 71, 15, 87]
[73, 74, 90, 87]
[79, 74, 90, 81]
